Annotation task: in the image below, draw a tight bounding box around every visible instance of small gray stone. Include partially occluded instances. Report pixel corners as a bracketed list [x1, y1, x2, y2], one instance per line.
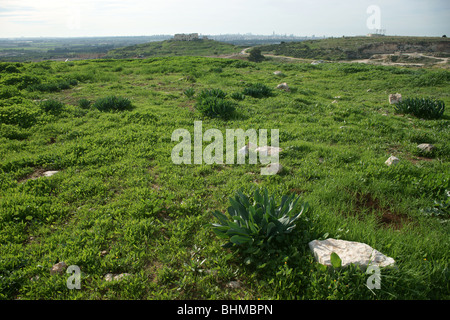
[255, 146, 282, 156]
[43, 171, 59, 177]
[226, 281, 241, 289]
[104, 273, 132, 282]
[276, 82, 290, 91]
[389, 93, 402, 105]
[262, 162, 283, 175]
[385, 156, 400, 166]
[50, 261, 67, 275]
[417, 143, 435, 153]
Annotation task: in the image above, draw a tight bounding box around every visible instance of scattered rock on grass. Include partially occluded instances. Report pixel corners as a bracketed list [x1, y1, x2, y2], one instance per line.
[308, 238, 395, 269]
[263, 162, 283, 175]
[417, 143, 435, 153]
[238, 142, 257, 155]
[104, 273, 132, 282]
[276, 82, 290, 92]
[226, 280, 241, 289]
[50, 261, 67, 275]
[385, 156, 400, 166]
[43, 171, 59, 177]
[255, 146, 282, 156]
[389, 93, 402, 105]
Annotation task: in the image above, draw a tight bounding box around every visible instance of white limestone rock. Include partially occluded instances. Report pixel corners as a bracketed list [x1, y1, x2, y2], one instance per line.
[262, 162, 283, 175]
[237, 142, 257, 155]
[276, 82, 290, 91]
[417, 143, 435, 153]
[308, 238, 395, 269]
[389, 93, 402, 105]
[104, 273, 132, 282]
[43, 171, 59, 177]
[385, 156, 400, 166]
[255, 146, 282, 156]
[226, 280, 242, 289]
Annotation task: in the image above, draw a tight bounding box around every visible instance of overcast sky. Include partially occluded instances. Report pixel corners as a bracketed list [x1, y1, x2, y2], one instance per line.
[0, 0, 449, 38]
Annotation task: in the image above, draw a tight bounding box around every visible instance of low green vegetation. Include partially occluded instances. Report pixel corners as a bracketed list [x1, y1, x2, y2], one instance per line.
[0, 55, 449, 300]
[394, 97, 445, 119]
[260, 36, 450, 61]
[106, 39, 241, 59]
[195, 88, 236, 119]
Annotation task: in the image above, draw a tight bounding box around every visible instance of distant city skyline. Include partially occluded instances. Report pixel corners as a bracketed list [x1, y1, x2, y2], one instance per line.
[0, 0, 449, 38]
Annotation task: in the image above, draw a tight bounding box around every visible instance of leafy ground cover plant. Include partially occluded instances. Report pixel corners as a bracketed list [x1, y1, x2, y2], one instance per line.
[211, 189, 309, 270]
[92, 96, 134, 112]
[78, 98, 92, 109]
[212, 188, 308, 248]
[39, 99, 65, 114]
[393, 97, 445, 119]
[183, 87, 195, 98]
[242, 83, 273, 98]
[195, 88, 235, 119]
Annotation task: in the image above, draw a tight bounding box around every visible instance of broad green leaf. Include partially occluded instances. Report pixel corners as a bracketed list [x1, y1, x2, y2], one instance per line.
[266, 222, 276, 236]
[212, 228, 230, 239]
[229, 197, 249, 222]
[330, 252, 342, 268]
[254, 189, 263, 206]
[230, 234, 252, 245]
[212, 211, 229, 225]
[222, 242, 234, 248]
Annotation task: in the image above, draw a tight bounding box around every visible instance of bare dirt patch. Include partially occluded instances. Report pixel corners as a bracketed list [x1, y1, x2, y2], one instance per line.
[353, 192, 413, 230]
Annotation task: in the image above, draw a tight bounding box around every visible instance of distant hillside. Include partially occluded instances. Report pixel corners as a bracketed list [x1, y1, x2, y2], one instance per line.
[106, 39, 241, 59]
[260, 36, 450, 61]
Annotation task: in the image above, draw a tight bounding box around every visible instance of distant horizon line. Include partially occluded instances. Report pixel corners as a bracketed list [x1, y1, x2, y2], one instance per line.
[0, 33, 446, 40]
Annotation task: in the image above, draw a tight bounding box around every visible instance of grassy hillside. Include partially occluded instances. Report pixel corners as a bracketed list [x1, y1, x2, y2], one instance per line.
[261, 36, 450, 61]
[0, 57, 449, 300]
[106, 39, 241, 59]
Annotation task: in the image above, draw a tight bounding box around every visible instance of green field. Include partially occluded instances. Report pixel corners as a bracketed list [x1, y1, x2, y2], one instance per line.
[106, 39, 242, 59]
[0, 54, 449, 300]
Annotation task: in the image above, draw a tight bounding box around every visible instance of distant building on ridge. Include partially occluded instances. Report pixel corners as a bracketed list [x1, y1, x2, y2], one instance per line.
[173, 33, 200, 41]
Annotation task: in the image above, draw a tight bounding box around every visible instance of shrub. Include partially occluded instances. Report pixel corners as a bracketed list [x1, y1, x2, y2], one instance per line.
[230, 92, 245, 101]
[0, 86, 20, 99]
[248, 48, 265, 63]
[195, 88, 235, 119]
[1, 74, 41, 90]
[78, 98, 92, 109]
[211, 188, 308, 249]
[0, 124, 29, 140]
[0, 104, 38, 128]
[39, 99, 65, 114]
[421, 194, 450, 221]
[0, 63, 21, 73]
[27, 79, 78, 93]
[242, 83, 273, 98]
[412, 71, 450, 87]
[92, 96, 134, 112]
[195, 96, 236, 119]
[183, 88, 195, 98]
[393, 97, 445, 119]
[197, 88, 227, 100]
